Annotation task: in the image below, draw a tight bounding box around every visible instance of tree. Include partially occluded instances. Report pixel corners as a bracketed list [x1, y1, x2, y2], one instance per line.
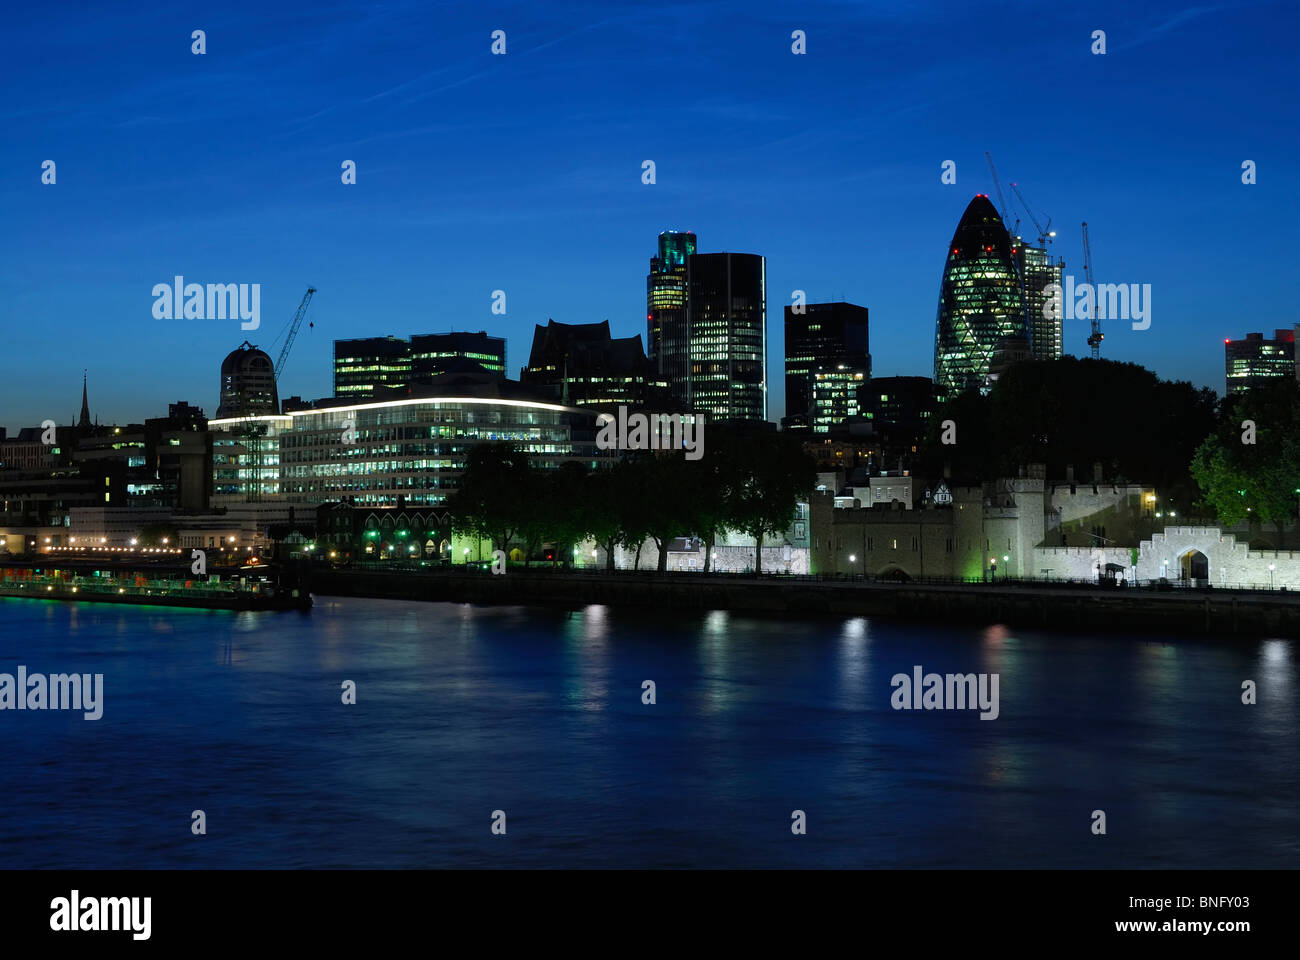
[1191, 378, 1300, 533]
[544, 461, 591, 569]
[445, 442, 532, 560]
[720, 427, 817, 575]
[622, 453, 693, 572]
[585, 463, 632, 572]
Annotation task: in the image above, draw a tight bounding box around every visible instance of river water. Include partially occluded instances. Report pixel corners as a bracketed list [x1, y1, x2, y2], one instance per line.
[0, 595, 1295, 868]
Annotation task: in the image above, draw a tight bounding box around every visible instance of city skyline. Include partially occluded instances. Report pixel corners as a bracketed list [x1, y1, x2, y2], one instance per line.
[3, 0, 1297, 429]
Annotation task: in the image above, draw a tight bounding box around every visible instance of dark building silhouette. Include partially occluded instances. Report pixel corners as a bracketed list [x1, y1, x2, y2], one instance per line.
[216, 342, 279, 418]
[521, 319, 668, 409]
[783, 302, 870, 432]
[934, 195, 1027, 398]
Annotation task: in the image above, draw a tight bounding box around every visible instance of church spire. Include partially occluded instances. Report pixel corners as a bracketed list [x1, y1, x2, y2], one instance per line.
[78, 370, 92, 430]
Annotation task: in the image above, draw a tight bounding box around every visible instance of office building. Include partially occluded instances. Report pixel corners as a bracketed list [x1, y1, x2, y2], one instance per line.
[647, 235, 767, 421]
[333, 336, 411, 401]
[934, 195, 1027, 398]
[1012, 238, 1064, 361]
[411, 331, 506, 378]
[1225, 327, 1297, 394]
[784, 301, 870, 432]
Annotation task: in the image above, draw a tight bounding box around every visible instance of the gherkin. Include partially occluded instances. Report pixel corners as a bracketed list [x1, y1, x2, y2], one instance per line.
[933, 195, 1027, 397]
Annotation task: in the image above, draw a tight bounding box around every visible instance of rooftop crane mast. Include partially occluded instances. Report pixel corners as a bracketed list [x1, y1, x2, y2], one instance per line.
[1082, 222, 1103, 359]
[274, 286, 316, 381]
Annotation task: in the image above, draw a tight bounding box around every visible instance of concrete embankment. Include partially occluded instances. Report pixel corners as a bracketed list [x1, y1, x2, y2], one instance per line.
[311, 569, 1300, 638]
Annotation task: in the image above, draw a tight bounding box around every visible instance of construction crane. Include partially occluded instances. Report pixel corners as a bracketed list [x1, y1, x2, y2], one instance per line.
[274, 286, 316, 381]
[1010, 182, 1055, 248]
[984, 152, 1016, 233]
[1082, 223, 1103, 359]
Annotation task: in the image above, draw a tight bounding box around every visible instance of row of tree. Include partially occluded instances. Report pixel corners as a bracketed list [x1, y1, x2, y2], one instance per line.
[446, 425, 817, 574]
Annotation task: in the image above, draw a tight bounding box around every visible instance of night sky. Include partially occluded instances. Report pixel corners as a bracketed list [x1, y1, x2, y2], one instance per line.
[2, 0, 1295, 429]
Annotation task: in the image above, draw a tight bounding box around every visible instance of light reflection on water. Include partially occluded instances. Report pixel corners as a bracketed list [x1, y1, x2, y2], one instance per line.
[0, 595, 1294, 869]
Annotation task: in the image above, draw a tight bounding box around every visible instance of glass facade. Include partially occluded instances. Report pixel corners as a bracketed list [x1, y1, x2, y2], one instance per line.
[685, 252, 767, 421]
[934, 196, 1027, 397]
[209, 415, 291, 504]
[276, 398, 606, 505]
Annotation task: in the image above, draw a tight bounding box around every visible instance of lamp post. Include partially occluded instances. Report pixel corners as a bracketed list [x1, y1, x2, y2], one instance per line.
[989, 556, 997, 583]
[1268, 563, 1275, 590]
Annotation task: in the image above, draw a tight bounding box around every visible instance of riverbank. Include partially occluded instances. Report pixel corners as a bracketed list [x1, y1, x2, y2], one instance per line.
[312, 568, 1300, 637]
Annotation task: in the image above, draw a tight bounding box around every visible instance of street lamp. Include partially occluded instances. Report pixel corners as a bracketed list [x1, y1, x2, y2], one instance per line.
[1269, 563, 1276, 590]
[990, 556, 998, 582]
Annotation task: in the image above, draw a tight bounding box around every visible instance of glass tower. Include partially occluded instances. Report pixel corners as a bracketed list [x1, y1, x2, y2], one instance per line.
[934, 195, 1027, 397]
[686, 252, 767, 421]
[647, 231, 696, 407]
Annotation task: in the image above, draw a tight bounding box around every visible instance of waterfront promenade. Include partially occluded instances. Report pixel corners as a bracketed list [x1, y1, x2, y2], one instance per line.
[313, 567, 1300, 637]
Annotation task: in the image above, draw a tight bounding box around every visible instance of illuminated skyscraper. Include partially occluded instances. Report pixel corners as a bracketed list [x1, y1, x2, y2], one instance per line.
[647, 234, 767, 420]
[1012, 238, 1064, 361]
[934, 195, 1027, 397]
[1225, 327, 1297, 394]
[686, 252, 767, 420]
[647, 231, 695, 406]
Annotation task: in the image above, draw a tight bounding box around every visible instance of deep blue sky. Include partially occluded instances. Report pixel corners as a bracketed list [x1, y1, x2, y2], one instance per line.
[2, 0, 1296, 429]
